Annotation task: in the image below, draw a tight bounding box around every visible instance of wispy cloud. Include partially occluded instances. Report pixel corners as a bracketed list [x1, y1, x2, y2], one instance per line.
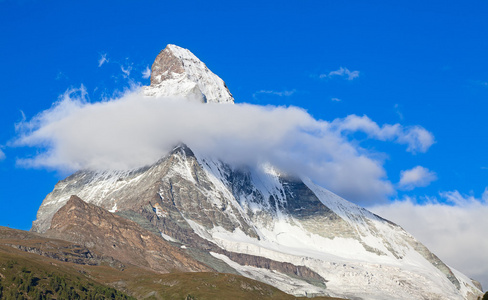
[394, 103, 403, 120]
[320, 67, 359, 80]
[330, 114, 435, 153]
[142, 66, 151, 79]
[14, 110, 27, 132]
[253, 89, 296, 99]
[55, 71, 68, 81]
[398, 166, 437, 190]
[121, 65, 132, 78]
[0, 149, 5, 161]
[98, 53, 109, 67]
[331, 97, 341, 102]
[369, 189, 488, 291]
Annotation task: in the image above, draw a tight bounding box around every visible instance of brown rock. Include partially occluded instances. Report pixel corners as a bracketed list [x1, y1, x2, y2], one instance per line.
[150, 45, 185, 85]
[45, 195, 211, 273]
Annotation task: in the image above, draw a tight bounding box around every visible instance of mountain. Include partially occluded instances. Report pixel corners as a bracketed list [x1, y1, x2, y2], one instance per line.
[31, 44, 483, 300]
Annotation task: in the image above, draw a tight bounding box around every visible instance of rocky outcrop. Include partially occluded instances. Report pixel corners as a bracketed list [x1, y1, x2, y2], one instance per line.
[0, 226, 123, 268]
[44, 195, 210, 273]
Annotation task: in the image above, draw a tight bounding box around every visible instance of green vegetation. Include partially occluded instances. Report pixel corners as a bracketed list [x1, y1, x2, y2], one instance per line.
[0, 259, 134, 300]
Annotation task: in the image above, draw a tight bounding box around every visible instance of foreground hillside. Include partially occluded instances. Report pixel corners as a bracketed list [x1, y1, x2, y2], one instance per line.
[0, 226, 343, 299]
[0, 241, 134, 299]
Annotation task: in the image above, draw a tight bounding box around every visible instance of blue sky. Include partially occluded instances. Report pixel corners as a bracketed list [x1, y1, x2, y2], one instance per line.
[1, 0, 487, 290]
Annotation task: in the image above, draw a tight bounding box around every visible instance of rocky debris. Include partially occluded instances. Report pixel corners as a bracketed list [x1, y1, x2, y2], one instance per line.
[8, 244, 96, 265]
[44, 195, 211, 273]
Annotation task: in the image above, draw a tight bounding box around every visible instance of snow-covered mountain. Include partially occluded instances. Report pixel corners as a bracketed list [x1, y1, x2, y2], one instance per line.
[32, 45, 483, 300]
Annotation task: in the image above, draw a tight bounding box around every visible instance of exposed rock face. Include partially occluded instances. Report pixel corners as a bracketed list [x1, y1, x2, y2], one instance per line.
[31, 44, 483, 300]
[0, 226, 123, 268]
[44, 195, 210, 273]
[144, 44, 234, 103]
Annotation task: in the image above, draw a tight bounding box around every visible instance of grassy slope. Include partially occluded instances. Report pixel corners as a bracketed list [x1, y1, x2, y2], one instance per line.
[0, 244, 134, 299]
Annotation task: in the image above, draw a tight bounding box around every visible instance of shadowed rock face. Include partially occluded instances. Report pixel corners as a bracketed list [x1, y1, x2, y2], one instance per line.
[44, 195, 210, 273]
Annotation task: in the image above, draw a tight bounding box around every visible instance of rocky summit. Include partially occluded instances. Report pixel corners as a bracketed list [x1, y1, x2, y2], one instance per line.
[31, 45, 483, 300]
[143, 44, 234, 103]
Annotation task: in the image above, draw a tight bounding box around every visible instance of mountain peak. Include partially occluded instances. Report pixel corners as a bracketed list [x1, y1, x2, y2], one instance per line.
[144, 44, 234, 104]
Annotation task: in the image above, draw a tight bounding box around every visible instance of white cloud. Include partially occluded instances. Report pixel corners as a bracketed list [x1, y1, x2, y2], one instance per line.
[330, 114, 435, 153]
[12, 88, 434, 205]
[331, 97, 341, 102]
[98, 53, 108, 67]
[121, 65, 132, 78]
[398, 166, 437, 190]
[253, 89, 296, 99]
[142, 66, 151, 79]
[369, 190, 488, 292]
[0, 149, 5, 161]
[320, 67, 360, 80]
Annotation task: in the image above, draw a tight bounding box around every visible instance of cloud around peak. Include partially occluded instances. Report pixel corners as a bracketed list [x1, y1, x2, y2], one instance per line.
[11, 87, 434, 205]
